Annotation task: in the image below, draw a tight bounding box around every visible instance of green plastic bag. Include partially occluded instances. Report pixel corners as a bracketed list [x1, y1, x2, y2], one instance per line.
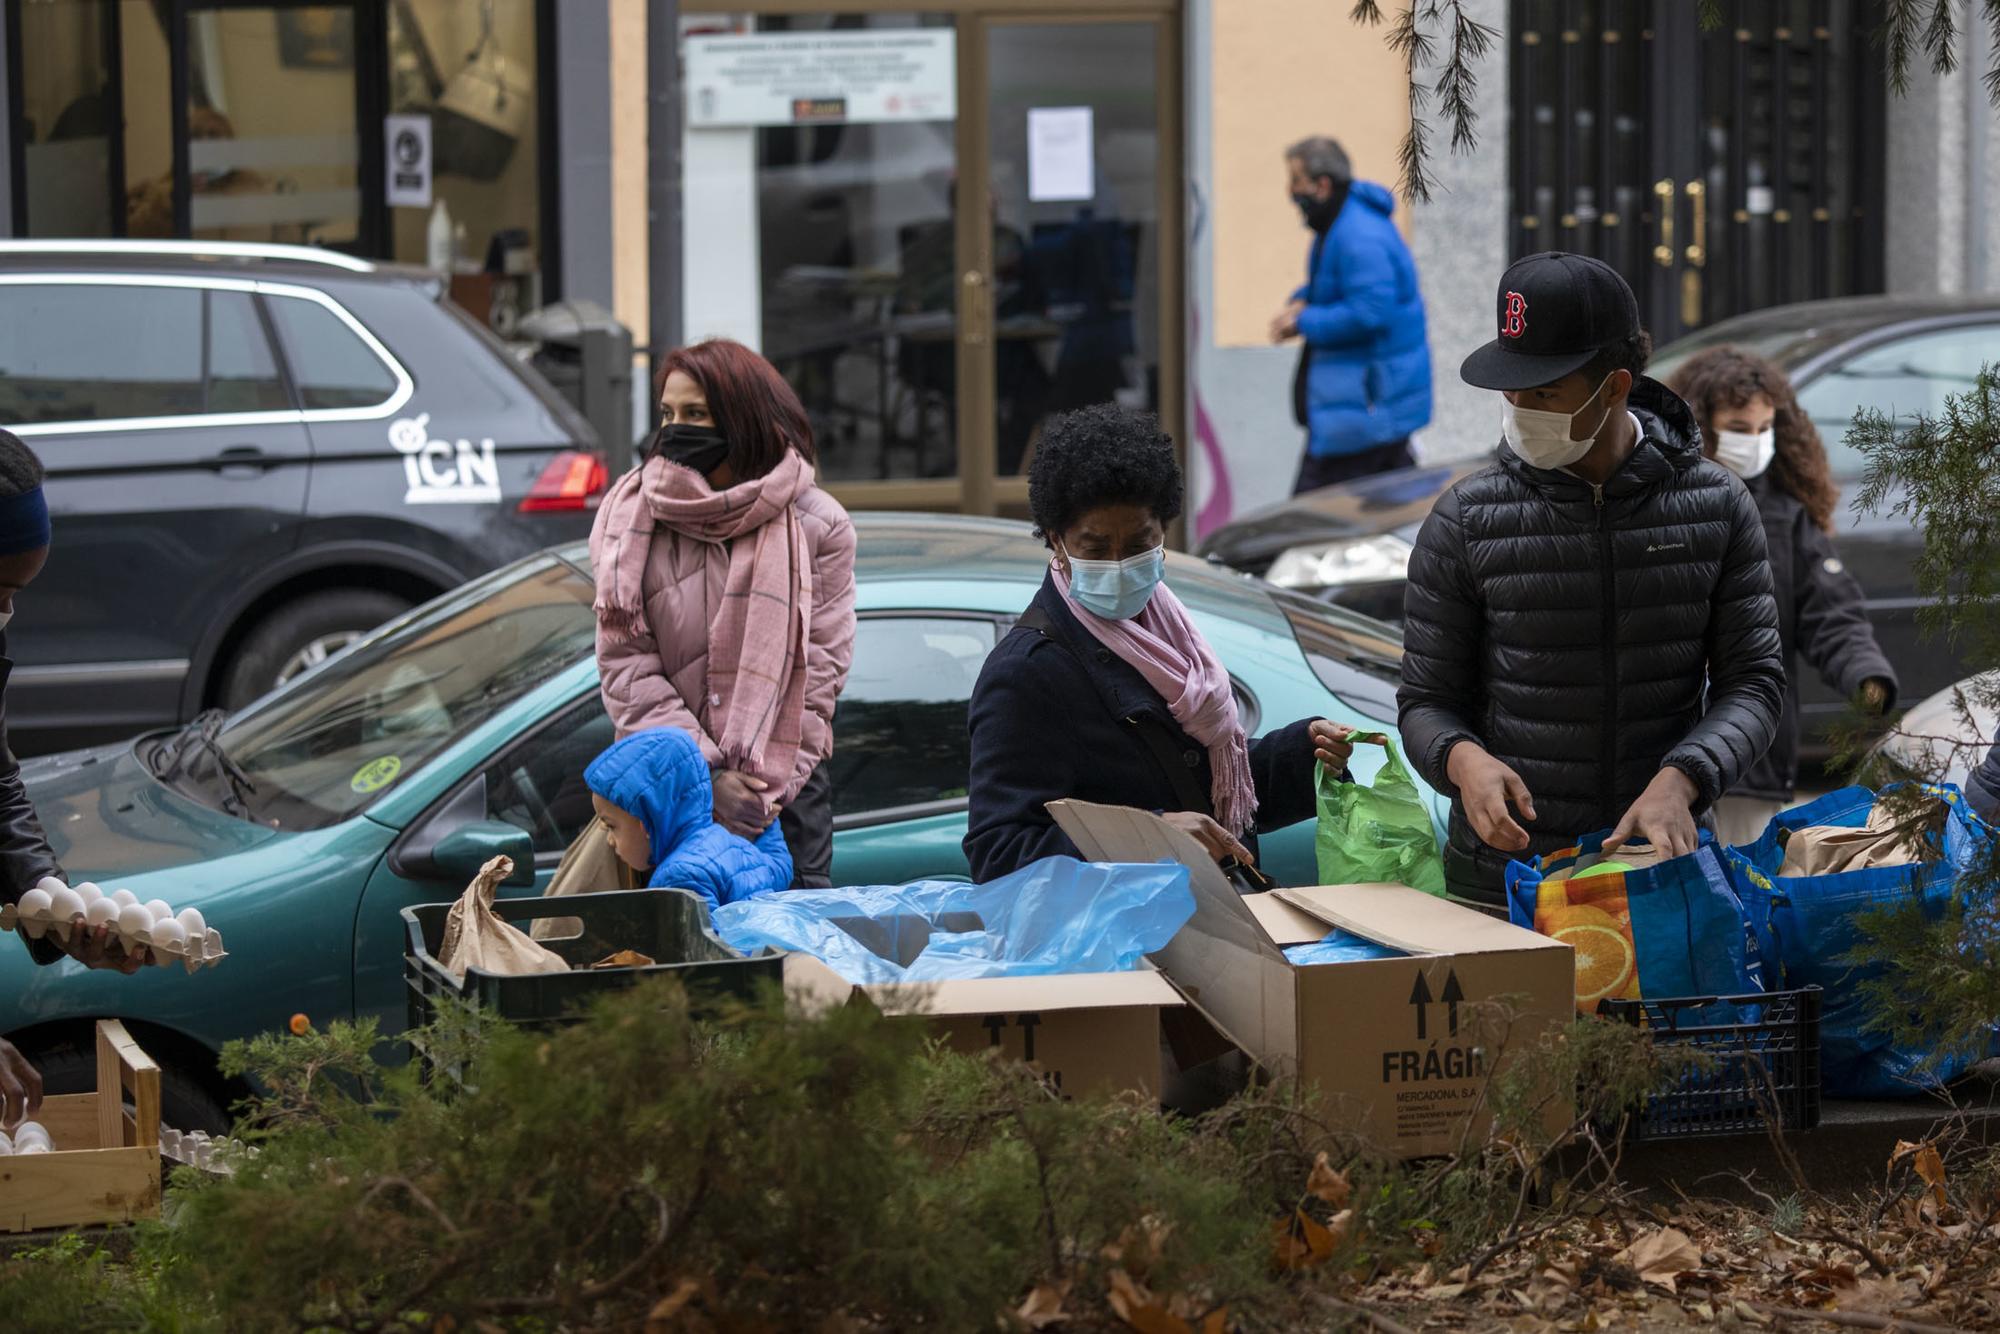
[1314, 734, 1447, 896]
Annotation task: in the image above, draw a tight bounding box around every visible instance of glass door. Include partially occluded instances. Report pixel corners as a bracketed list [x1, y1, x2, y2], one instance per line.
[172, 1, 378, 254]
[959, 13, 1178, 514]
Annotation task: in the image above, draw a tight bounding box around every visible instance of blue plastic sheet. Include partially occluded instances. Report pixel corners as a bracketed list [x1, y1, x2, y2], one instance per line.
[1283, 929, 1408, 966]
[711, 857, 1196, 984]
[1724, 784, 1998, 1098]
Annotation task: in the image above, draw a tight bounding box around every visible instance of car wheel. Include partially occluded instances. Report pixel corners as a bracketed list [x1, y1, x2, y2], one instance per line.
[22, 1033, 233, 1136]
[223, 590, 412, 708]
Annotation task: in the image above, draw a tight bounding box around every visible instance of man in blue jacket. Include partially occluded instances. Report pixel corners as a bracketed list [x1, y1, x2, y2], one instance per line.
[1271, 136, 1434, 494]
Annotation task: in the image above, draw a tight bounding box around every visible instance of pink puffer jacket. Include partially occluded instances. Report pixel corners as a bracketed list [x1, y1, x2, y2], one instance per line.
[594, 485, 856, 805]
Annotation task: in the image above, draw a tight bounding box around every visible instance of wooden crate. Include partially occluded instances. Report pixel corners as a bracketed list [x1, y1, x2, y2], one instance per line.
[0, 1020, 162, 1232]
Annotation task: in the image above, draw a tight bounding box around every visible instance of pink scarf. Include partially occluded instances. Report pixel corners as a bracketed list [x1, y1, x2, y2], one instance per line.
[1051, 562, 1259, 836]
[591, 450, 814, 789]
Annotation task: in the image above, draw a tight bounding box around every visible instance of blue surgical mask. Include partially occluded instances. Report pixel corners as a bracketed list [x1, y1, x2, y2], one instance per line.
[1063, 544, 1166, 620]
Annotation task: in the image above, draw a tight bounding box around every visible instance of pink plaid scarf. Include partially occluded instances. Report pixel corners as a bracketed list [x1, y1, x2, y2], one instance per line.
[592, 449, 814, 790]
[1051, 562, 1259, 836]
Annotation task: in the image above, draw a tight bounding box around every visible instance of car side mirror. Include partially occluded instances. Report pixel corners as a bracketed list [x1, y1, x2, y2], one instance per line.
[431, 821, 536, 887]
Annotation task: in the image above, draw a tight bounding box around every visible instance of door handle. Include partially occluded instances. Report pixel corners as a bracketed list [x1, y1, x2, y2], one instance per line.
[1684, 180, 1707, 267]
[1653, 178, 1676, 267]
[961, 270, 990, 347]
[203, 446, 274, 476]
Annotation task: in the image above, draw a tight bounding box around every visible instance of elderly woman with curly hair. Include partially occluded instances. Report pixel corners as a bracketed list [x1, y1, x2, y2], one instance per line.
[1665, 347, 1897, 845]
[963, 404, 1356, 881]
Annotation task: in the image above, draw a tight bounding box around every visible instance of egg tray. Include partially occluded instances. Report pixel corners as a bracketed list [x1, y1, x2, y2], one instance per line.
[159, 1127, 257, 1176]
[0, 897, 227, 973]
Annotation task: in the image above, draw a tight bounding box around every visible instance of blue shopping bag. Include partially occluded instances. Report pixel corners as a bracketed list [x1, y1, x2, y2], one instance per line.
[1507, 829, 1764, 1019]
[1724, 784, 1998, 1098]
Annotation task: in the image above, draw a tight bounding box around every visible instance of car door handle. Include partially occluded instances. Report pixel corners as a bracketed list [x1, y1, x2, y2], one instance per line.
[203, 446, 274, 476]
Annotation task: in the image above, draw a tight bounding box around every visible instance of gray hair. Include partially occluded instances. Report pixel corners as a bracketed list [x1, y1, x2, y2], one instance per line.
[1286, 135, 1352, 185]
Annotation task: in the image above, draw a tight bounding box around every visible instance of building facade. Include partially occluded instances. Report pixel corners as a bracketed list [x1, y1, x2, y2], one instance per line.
[3, 1, 1995, 534]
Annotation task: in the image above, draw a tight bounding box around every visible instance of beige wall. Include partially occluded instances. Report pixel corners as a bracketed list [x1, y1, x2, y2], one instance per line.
[1210, 0, 1410, 348]
[609, 0, 650, 349]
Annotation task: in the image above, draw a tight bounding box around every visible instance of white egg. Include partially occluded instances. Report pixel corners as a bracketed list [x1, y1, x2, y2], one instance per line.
[17, 887, 51, 918]
[15, 1142, 49, 1155]
[176, 907, 206, 937]
[34, 877, 67, 897]
[74, 882, 102, 905]
[110, 888, 137, 908]
[12, 1121, 50, 1151]
[147, 917, 186, 951]
[116, 902, 154, 939]
[85, 896, 120, 929]
[0, 1130, 13, 1154]
[143, 898, 174, 923]
[47, 885, 84, 920]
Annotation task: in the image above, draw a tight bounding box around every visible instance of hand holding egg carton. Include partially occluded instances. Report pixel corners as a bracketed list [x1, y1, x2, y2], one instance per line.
[0, 878, 226, 972]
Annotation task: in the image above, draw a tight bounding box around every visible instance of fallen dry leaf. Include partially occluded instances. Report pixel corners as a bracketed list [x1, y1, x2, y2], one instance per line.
[1613, 1227, 1703, 1294]
[1015, 1282, 1070, 1329]
[592, 949, 657, 969]
[646, 1279, 710, 1333]
[1271, 1207, 1349, 1272]
[1106, 1269, 1198, 1334]
[1306, 1150, 1352, 1208]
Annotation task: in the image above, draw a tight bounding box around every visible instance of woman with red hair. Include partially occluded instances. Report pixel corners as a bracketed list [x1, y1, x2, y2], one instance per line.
[590, 339, 856, 886]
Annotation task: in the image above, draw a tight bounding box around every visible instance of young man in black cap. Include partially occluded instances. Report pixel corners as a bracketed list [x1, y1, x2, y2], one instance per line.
[1397, 252, 1786, 905]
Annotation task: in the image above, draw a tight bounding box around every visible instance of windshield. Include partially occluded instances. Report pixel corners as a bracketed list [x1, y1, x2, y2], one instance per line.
[1268, 586, 1403, 689]
[173, 556, 597, 830]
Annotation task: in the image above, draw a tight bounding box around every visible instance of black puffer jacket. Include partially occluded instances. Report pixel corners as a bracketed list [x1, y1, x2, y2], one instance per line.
[1398, 378, 1786, 902]
[1733, 476, 1896, 801]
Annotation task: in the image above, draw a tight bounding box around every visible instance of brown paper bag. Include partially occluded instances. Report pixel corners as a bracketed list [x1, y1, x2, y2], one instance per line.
[437, 856, 571, 981]
[529, 816, 642, 942]
[1778, 803, 1934, 878]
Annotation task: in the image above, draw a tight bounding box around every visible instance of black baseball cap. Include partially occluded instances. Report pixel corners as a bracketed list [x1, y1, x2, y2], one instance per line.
[1459, 252, 1641, 391]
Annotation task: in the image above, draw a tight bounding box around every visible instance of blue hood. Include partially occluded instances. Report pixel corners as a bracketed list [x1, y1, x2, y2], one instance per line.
[584, 728, 792, 907]
[1348, 180, 1397, 218]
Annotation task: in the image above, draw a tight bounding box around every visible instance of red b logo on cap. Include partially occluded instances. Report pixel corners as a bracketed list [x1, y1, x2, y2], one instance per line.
[1501, 291, 1528, 340]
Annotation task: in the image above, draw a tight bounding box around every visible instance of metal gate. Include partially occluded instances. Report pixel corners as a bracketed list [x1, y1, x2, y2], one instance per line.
[1511, 0, 1887, 344]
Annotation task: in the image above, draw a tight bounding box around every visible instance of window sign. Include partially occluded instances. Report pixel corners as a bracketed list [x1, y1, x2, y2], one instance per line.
[385, 114, 433, 209]
[685, 30, 955, 128]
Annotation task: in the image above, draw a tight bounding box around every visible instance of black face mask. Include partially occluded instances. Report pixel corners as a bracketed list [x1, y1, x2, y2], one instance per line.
[1293, 181, 1347, 232]
[650, 422, 731, 477]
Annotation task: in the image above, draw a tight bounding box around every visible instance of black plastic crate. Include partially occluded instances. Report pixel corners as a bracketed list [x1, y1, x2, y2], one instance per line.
[1597, 987, 1822, 1140]
[402, 888, 783, 1036]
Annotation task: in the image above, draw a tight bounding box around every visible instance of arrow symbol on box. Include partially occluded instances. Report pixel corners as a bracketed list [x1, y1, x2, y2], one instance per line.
[1409, 972, 1432, 1040]
[1441, 970, 1464, 1037]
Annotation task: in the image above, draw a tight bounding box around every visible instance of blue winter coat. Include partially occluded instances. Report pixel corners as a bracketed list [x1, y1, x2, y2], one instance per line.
[1292, 181, 1433, 457]
[584, 727, 794, 909]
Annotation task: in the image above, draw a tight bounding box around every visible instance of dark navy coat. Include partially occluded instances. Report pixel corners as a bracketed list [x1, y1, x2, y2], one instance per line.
[963, 575, 1319, 882]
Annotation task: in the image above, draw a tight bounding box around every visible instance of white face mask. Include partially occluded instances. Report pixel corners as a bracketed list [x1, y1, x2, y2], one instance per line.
[1712, 427, 1776, 480]
[1501, 375, 1615, 471]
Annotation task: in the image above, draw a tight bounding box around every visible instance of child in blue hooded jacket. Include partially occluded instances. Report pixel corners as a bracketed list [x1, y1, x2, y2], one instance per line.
[586, 728, 794, 909]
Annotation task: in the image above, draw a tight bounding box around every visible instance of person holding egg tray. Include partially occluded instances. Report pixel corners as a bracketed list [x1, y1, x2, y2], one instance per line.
[0, 431, 149, 1128]
[586, 726, 796, 910]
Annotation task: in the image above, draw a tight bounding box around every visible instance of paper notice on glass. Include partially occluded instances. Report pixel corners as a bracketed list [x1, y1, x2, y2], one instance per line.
[1028, 106, 1094, 202]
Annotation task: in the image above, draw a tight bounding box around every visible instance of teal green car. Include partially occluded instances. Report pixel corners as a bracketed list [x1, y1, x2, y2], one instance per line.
[1, 514, 1437, 1127]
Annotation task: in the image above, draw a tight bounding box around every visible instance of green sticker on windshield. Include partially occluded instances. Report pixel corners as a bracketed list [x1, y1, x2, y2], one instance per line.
[350, 756, 403, 795]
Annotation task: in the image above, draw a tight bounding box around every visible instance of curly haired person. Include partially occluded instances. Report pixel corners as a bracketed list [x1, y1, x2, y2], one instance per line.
[962, 404, 1357, 881]
[1665, 346, 1897, 845]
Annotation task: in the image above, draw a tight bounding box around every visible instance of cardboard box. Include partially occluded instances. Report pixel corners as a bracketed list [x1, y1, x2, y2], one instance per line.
[778, 932, 1190, 1101]
[1050, 801, 1575, 1158]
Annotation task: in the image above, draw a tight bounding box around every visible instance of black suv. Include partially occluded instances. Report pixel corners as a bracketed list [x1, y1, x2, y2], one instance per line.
[0, 240, 608, 754]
